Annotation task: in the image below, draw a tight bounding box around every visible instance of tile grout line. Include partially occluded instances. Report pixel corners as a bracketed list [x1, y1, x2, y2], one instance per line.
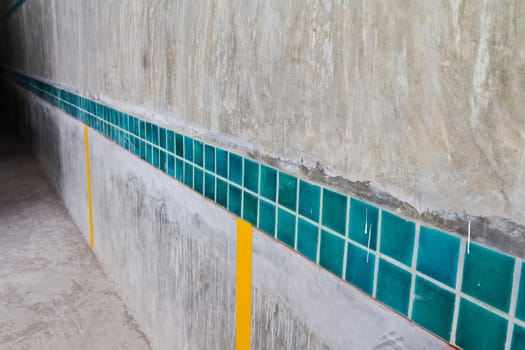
[316, 188, 324, 265]
[372, 208, 383, 299]
[342, 196, 350, 280]
[505, 260, 522, 350]
[450, 239, 467, 345]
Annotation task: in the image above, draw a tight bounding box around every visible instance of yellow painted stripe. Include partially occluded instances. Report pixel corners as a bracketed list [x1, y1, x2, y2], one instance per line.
[84, 125, 94, 250]
[235, 218, 252, 350]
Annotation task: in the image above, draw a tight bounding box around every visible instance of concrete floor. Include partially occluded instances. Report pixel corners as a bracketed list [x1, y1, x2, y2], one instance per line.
[0, 121, 150, 350]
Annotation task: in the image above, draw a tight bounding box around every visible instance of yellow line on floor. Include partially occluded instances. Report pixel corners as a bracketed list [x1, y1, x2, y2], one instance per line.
[84, 125, 94, 250]
[236, 218, 252, 350]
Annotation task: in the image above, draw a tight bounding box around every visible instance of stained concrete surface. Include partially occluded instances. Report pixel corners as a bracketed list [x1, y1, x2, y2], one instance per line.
[0, 121, 150, 350]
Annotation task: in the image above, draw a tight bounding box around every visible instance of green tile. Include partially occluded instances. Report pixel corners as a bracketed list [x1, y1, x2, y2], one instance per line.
[243, 191, 258, 226]
[194, 140, 203, 167]
[345, 243, 375, 295]
[258, 200, 276, 236]
[184, 136, 193, 162]
[229, 153, 243, 185]
[379, 211, 415, 266]
[260, 165, 277, 201]
[216, 178, 228, 208]
[216, 148, 228, 178]
[243, 158, 259, 194]
[151, 124, 159, 145]
[456, 298, 508, 350]
[159, 150, 167, 172]
[204, 173, 215, 201]
[412, 277, 455, 341]
[183, 162, 193, 188]
[515, 263, 525, 321]
[145, 144, 152, 164]
[194, 168, 203, 194]
[348, 198, 379, 250]
[166, 130, 175, 153]
[159, 127, 166, 149]
[167, 154, 175, 177]
[175, 158, 183, 181]
[278, 172, 298, 211]
[319, 230, 345, 277]
[175, 133, 184, 157]
[512, 324, 525, 350]
[461, 243, 514, 312]
[416, 227, 459, 288]
[297, 218, 319, 263]
[204, 145, 215, 172]
[277, 208, 296, 248]
[321, 189, 347, 236]
[228, 184, 242, 216]
[298, 180, 320, 222]
[376, 259, 411, 316]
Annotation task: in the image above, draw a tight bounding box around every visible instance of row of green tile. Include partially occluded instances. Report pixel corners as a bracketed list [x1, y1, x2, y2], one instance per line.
[5, 68, 525, 350]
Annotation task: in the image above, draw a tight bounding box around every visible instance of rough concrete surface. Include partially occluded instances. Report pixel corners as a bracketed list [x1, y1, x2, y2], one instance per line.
[0, 121, 150, 350]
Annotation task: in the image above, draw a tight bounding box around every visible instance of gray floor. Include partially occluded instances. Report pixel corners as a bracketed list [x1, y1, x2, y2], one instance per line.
[0, 121, 150, 350]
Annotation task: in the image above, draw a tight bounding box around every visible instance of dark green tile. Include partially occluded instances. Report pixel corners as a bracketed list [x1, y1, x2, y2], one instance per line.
[184, 162, 193, 188]
[376, 259, 411, 316]
[516, 263, 525, 321]
[194, 140, 203, 167]
[146, 144, 152, 163]
[277, 208, 296, 248]
[139, 121, 146, 139]
[159, 150, 167, 172]
[416, 227, 459, 288]
[167, 154, 175, 177]
[229, 153, 243, 186]
[297, 218, 319, 263]
[175, 133, 184, 157]
[184, 136, 193, 162]
[260, 165, 277, 202]
[166, 130, 175, 153]
[379, 211, 415, 266]
[205, 145, 215, 172]
[159, 127, 166, 149]
[175, 158, 183, 181]
[244, 158, 259, 194]
[456, 298, 508, 350]
[258, 200, 276, 236]
[194, 168, 203, 194]
[151, 124, 159, 145]
[216, 148, 228, 178]
[412, 277, 455, 341]
[278, 172, 298, 211]
[321, 189, 347, 236]
[216, 178, 228, 208]
[319, 230, 345, 277]
[461, 243, 514, 312]
[204, 173, 215, 201]
[512, 324, 525, 350]
[243, 191, 258, 226]
[348, 198, 379, 250]
[345, 243, 375, 295]
[228, 184, 242, 216]
[299, 181, 320, 222]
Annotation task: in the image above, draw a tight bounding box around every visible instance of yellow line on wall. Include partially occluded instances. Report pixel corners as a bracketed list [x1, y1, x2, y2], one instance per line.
[236, 218, 252, 350]
[84, 125, 94, 250]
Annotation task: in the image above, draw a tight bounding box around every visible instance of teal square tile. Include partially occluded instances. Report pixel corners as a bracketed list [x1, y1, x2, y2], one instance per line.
[258, 200, 276, 236]
[175, 133, 184, 157]
[229, 153, 243, 185]
[260, 165, 277, 201]
[461, 243, 514, 312]
[345, 243, 375, 295]
[184, 162, 193, 188]
[205, 145, 215, 172]
[159, 127, 166, 149]
[416, 227, 459, 288]
[167, 154, 175, 177]
[243, 158, 259, 194]
[216, 178, 228, 208]
[243, 191, 258, 226]
[297, 218, 319, 263]
[228, 184, 242, 216]
[278, 172, 298, 211]
[277, 208, 296, 248]
[194, 140, 203, 167]
[516, 263, 525, 321]
[139, 121, 146, 139]
[321, 189, 347, 235]
[175, 158, 183, 181]
[159, 150, 167, 172]
[376, 259, 411, 316]
[216, 148, 228, 178]
[146, 144, 152, 163]
[348, 198, 379, 250]
[456, 298, 508, 350]
[412, 277, 455, 341]
[194, 168, 203, 194]
[299, 181, 320, 222]
[319, 230, 345, 277]
[379, 211, 415, 266]
[166, 130, 175, 153]
[204, 173, 215, 201]
[151, 125, 159, 145]
[512, 324, 525, 350]
[184, 136, 193, 162]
